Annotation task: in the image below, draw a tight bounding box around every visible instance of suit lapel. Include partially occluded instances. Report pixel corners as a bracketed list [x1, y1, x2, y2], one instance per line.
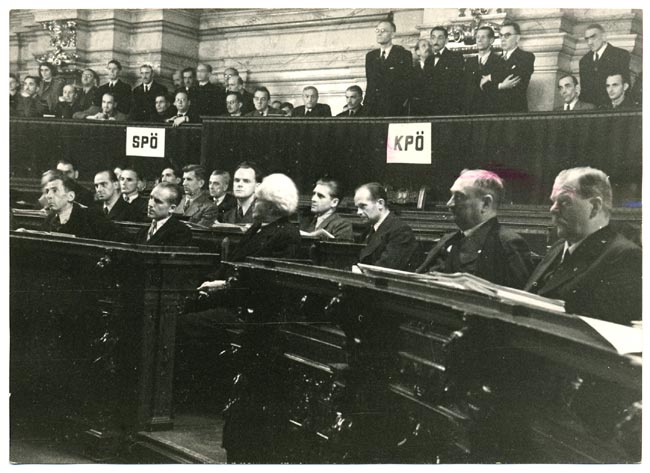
[525, 244, 563, 292]
[360, 213, 393, 260]
[418, 231, 459, 271]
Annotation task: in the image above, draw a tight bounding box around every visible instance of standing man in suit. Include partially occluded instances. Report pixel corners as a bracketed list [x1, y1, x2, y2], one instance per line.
[292, 86, 332, 117]
[336, 85, 366, 117]
[301, 177, 353, 241]
[135, 182, 192, 246]
[463, 26, 501, 114]
[245, 87, 285, 117]
[180, 67, 196, 98]
[174, 164, 219, 227]
[209, 170, 237, 223]
[484, 22, 535, 113]
[130, 64, 168, 122]
[94, 170, 136, 222]
[222, 162, 262, 224]
[194, 63, 226, 117]
[354, 182, 418, 270]
[524, 167, 641, 325]
[579, 24, 631, 108]
[96, 60, 131, 116]
[603, 73, 637, 110]
[365, 20, 413, 116]
[554, 74, 596, 111]
[415, 169, 533, 289]
[120, 168, 148, 221]
[423, 26, 464, 115]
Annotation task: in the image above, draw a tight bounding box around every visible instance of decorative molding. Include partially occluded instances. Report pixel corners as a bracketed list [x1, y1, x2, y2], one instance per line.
[33, 20, 79, 70]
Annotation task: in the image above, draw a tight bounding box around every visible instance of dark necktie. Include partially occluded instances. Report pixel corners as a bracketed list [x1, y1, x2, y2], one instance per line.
[349, 109, 354, 117]
[183, 198, 191, 213]
[594, 52, 599, 63]
[123, 195, 129, 203]
[103, 206, 109, 216]
[381, 50, 386, 62]
[365, 226, 375, 242]
[236, 206, 244, 222]
[306, 109, 311, 116]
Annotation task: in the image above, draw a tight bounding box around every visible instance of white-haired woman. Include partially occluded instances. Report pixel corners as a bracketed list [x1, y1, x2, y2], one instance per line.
[198, 173, 301, 294]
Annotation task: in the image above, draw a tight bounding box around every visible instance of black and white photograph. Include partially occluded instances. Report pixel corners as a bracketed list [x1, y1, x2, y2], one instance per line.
[5, 2, 644, 467]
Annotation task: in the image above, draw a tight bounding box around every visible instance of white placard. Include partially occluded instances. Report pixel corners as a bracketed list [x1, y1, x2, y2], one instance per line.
[125, 127, 166, 158]
[386, 122, 431, 164]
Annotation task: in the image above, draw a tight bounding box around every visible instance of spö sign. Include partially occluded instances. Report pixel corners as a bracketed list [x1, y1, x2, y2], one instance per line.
[126, 127, 166, 158]
[386, 122, 431, 164]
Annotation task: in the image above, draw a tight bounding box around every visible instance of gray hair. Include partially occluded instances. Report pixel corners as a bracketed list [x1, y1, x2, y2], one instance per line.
[255, 173, 298, 216]
[555, 167, 612, 216]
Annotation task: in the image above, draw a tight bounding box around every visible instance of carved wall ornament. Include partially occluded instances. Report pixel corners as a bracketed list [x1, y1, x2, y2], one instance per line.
[34, 20, 79, 70]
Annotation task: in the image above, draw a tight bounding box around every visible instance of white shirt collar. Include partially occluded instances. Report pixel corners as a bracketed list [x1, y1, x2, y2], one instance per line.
[124, 191, 139, 203]
[151, 215, 172, 234]
[315, 209, 335, 229]
[373, 210, 390, 232]
[566, 97, 579, 110]
[57, 204, 74, 224]
[214, 194, 226, 206]
[462, 218, 490, 238]
[595, 42, 608, 59]
[380, 44, 393, 58]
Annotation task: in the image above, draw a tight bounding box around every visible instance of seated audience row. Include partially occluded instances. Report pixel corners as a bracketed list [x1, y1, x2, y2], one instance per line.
[31, 157, 640, 327]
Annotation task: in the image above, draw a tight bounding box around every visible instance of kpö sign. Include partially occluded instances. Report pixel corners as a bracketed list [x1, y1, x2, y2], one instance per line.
[386, 122, 431, 164]
[125, 127, 166, 158]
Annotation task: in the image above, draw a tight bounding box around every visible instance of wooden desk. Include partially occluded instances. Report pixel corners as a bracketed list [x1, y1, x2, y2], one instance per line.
[214, 258, 641, 463]
[10, 232, 220, 456]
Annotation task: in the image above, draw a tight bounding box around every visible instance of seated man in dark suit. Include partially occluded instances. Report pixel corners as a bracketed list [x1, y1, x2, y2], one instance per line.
[72, 68, 101, 119]
[94, 169, 136, 221]
[173, 164, 219, 227]
[336, 85, 367, 117]
[134, 182, 192, 246]
[160, 166, 181, 185]
[152, 94, 177, 122]
[225, 75, 254, 114]
[354, 182, 418, 270]
[120, 168, 148, 221]
[292, 86, 332, 117]
[524, 167, 641, 325]
[300, 177, 353, 241]
[603, 72, 637, 110]
[166, 90, 200, 126]
[56, 158, 95, 207]
[13, 76, 46, 117]
[222, 161, 262, 224]
[225, 91, 244, 117]
[415, 169, 534, 289]
[40, 173, 118, 241]
[245, 87, 285, 117]
[555, 74, 596, 111]
[208, 170, 237, 223]
[86, 92, 127, 121]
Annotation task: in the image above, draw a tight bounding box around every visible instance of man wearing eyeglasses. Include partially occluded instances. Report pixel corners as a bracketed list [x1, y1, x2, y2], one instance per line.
[364, 20, 412, 117]
[483, 21, 535, 113]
